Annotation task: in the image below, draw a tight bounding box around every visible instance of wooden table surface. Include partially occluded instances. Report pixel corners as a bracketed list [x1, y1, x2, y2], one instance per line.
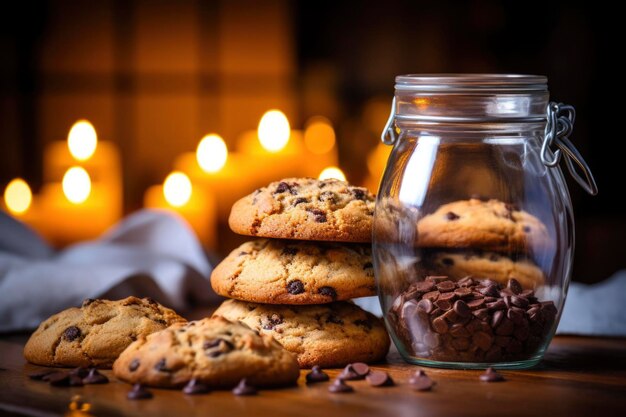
[1, 335, 625, 417]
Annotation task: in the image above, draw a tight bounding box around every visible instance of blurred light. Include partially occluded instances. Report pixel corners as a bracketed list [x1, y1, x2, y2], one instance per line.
[197, 134, 228, 173]
[304, 116, 336, 154]
[68, 120, 98, 161]
[4, 178, 32, 214]
[163, 171, 192, 207]
[318, 166, 346, 181]
[258, 110, 290, 152]
[63, 167, 91, 204]
[413, 97, 430, 110]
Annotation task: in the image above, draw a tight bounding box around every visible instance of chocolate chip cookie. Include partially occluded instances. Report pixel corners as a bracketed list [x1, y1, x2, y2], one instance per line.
[211, 239, 376, 304]
[416, 199, 551, 253]
[112, 316, 299, 388]
[23, 297, 186, 369]
[213, 299, 390, 368]
[427, 251, 545, 289]
[228, 178, 375, 242]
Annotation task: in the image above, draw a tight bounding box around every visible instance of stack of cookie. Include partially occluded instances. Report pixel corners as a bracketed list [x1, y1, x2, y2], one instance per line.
[211, 177, 390, 368]
[418, 198, 551, 289]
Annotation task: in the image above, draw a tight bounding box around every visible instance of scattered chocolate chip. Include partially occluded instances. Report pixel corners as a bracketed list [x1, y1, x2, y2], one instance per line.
[127, 384, 153, 400]
[29, 370, 55, 380]
[49, 372, 83, 387]
[82, 368, 109, 384]
[69, 367, 90, 378]
[286, 280, 305, 295]
[366, 371, 394, 387]
[318, 286, 337, 299]
[129, 359, 140, 372]
[63, 326, 81, 341]
[445, 212, 460, 220]
[183, 378, 210, 395]
[305, 366, 329, 383]
[328, 378, 354, 393]
[409, 370, 435, 391]
[232, 378, 257, 396]
[479, 367, 505, 382]
[338, 364, 361, 380]
[351, 362, 370, 377]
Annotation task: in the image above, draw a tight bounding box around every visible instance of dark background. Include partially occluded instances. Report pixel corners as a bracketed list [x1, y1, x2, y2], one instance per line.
[0, 0, 620, 283]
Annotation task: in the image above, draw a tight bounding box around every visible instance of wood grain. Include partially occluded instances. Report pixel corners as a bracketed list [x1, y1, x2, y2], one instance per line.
[1, 336, 625, 417]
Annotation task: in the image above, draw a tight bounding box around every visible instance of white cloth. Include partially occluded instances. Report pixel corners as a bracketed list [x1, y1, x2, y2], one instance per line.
[0, 209, 215, 332]
[355, 271, 626, 337]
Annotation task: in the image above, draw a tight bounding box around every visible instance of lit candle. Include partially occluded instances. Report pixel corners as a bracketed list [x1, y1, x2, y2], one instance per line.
[318, 166, 346, 182]
[174, 133, 258, 218]
[37, 120, 123, 244]
[302, 116, 339, 178]
[144, 171, 217, 250]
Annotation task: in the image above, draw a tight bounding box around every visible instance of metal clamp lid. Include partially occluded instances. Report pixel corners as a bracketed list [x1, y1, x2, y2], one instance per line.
[381, 98, 598, 195]
[540, 102, 598, 195]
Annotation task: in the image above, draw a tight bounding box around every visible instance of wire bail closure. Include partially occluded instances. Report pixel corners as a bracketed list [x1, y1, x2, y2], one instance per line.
[540, 102, 598, 195]
[381, 97, 598, 195]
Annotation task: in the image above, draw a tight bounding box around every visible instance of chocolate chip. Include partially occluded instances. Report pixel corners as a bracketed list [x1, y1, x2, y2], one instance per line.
[328, 378, 354, 393]
[69, 367, 89, 378]
[363, 262, 373, 270]
[511, 295, 529, 308]
[232, 378, 257, 396]
[453, 300, 471, 318]
[417, 299, 434, 314]
[238, 251, 249, 256]
[326, 314, 344, 325]
[129, 359, 140, 372]
[507, 279, 522, 295]
[434, 299, 452, 311]
[203, 339, 221, 349]
[307, 208, 327, 223]
[183, 378, 210, 395]
[352, 188, 367, 201]
[282, 247, 299, 256]
[479, 367, 505, 382]
[523, 225, 531, 233]
[491, 310, 504, 328]
[29, 370, 55, 380]
[351, 362, 370, 377]
[306, 366, 330, 383]
[319, 191, 337, 203]
[366, 370, 394, 387]
[82, 298, 96, 307]
[318, 286, 337, 299]
[82, 368, 109, 384]
[338, 364, 361, 380]
[286, 280, 305, 295]
[436, 281, 456, 292]
[409, 370, 435, 391]
[445, 212, 460, 220]
[63, 326, 81, 341]
[274, 182, 291, 194]
[432, 317, 449, 334]
[262, 313, 284, 330]
[127, 384, 153, 400]
[154, 358, 170, 372]
[441, 257, 454, 266]
[293, 197, 308, 206]
[353, 318, 373, 329]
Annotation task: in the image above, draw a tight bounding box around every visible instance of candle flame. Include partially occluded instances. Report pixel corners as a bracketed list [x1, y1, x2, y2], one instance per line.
[258, 110, 290, 153]
[68, 120, 98, 161]
[63, 167, 91, 204]
[304, 116, 335, 154]
[196, 134, 228, 173]
[318, 166, 346, 182]
[4, 178, 32, 214]
[163, 171, 192, 207]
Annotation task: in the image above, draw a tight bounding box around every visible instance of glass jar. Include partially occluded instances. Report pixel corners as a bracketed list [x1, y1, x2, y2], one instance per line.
[374, 74, 597, 369]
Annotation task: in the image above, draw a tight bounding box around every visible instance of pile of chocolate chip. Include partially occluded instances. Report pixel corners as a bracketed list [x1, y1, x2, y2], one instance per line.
[389, 276, 557, 363]
[29, 367, 109, 386]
